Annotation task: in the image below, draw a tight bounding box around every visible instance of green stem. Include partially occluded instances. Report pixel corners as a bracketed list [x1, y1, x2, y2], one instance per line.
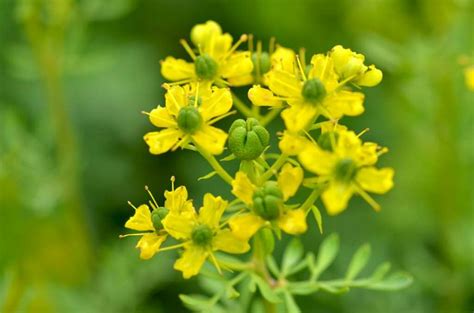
[259, 108, 282, 127]
[259, 153, 288, 184]
[232, 93, 258, 119]
[196, 145, 233, 185]
[252, 232, 277, 313]
[300, 188, 322, 212]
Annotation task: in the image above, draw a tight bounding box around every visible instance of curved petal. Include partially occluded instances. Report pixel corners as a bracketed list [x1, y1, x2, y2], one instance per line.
[298, 143, 337, 176]
[192, 125, 228, 155]
[323, 91, 364, 119]
[143, 129, 182, 155]
[355, 65, 383, 87]
[191, 20, 223, 47]
[309, 54, 338, 90]
[278, 163, 304, 201]
[278, 131, 309, 156]
[226, 73, 254, 87]
[198, 193, 228, 229]
[125, 204, 154, 231]
[213, 229, 250, 254]
[281, 104, 318, 132]
[229, 213, 265, 241]
[231, 172, 256, 205]
[356, 167, 394, 194]
[161, 56, 195, 81]
[200, 87, 232, 121]
[162, 213, 195, 240]
[149, 106, 177, 128]
[248, 85, 282, 107]
[278, 209, 307, 235]
[165, 85, 188, 117]
[271, 46, 296, 73]
[220, 51, 253, 79]
[266, 70, 302, 98]
[321, 181, 354, 215]
[207, 33, 233, 60]
[174, 244, 209, 279]
[164, 185, 195, 214]
[136, 233, 167, 260]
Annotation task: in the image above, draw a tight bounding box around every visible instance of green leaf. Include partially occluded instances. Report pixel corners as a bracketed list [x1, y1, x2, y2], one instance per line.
[312, 233, 340, 279]
[287, 281, 319, 295]
[345, 244, 371, 281]
[311, 205, 323, 234]
[179, 294, 214, 311]
[367, 272, 413, 291]
[281, 239, 304, 276]
[198, 171, 217, 181]
[251, 274, 281, 303]
[266, 255, 280, 277]
[370, 262, 391, 281]
[283, 291, 301, 313]
[220, 154, 236, 161]
[318, 283, 350, 294]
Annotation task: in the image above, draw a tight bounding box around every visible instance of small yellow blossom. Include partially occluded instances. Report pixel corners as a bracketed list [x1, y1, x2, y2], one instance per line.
[162, 193, 250, 278]
[229, 171, 307, 240]
[144, 84, 232, 155]
[299, 129, 393, 215]
[464, 66, 474, 90]
[161, 20, 253, 88]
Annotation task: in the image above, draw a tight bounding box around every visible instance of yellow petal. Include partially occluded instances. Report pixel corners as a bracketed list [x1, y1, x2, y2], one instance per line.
[125, 204, 154, 231]
[162, 213, 195, 240]
[278, 163, 303, 201]
[174, 244, 209, 279]
[192, 125, 228, 155]
[164, 185, 194, 214]
[355, 65, 383, 87]
[231, 172, 256, 205]
[335, 130, 362, 158]
[198, 193, 228, 229]
[281, 104, 318, 132]
[191, 20, 223, 48]
[226, 73, 254, 86]
[220, 51, 254, 80]
[271, 46, 296, 73]
[323, 91, 365, 119]
[143, 129, 182, 155]
[465, 66, 474, 90]
[149, 106, 177, 128]
[207, 33, 233, 60]
[356, 142, 379, 166]
[330, 45, 366, 80]
[200, 87, 232, 121]
[229, 213, 265, 241]
[355, 167, 394, 194]
[161, 56, 195, 81]
[309, 54, 338, 90]
[298, 143, 337, 176]
[266, 70, 302, 97]
[248, 85, 282, 107]
[320, 121, 347, 133]
[278, 209, 307, 235]
[212, 229, 250, 253]
[321, 182, 354, 215]
[278, 131, 309, 156]
[136, 233, 167, 260]
[165, 85, 188, 116]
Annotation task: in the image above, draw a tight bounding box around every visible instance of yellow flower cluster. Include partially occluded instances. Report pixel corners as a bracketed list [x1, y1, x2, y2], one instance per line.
[125, 21, 394, 279]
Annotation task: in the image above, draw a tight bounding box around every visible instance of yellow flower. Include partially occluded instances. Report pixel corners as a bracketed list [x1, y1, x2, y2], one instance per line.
[329, 45, 383, 87]
[464, 66, 474, 90]
[229, 171, 306, 240]
[161, 20, 253, 88]
[162, 193, 250, 278]
[144, 84, 232, 155]
[299, 129, 394, 215]
[121, 181, 194, 259]
[248, 53, 365, 132]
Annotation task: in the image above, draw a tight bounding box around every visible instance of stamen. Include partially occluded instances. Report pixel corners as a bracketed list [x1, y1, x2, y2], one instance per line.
[119, 232, 151, 238]
[209, 252, 223, 275]
[269, 37, 275, 54]
[225, 34, 248, 59]
[141, 111, 150, 116]
[357, 128, 370, 137]
[207, 110, 237, 125]
[248, 34, 254, 53]
[162, 79, 193, 87]
[355, 185, 381, 212]
[127, 201, 138, 210]
[335, 74, 357, 89]
[377, 147, 389, 156]
[145, 185, 159, 210]
[157, 242, 186, 252]
[255, 40, 263, 78]
[194, 83, 199, 108]
[180, 39, 197, 60]
[299, 48, 306, 69]
[303, 130, 317, 145]
[296, 55, 307, 81]
[170, 175, 176, 210]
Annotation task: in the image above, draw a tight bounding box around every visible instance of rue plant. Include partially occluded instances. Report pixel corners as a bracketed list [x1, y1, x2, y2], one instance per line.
[120, 21, 412, 312]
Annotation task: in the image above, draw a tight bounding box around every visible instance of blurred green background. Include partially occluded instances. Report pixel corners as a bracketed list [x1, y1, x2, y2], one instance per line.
[0, 0, 473, 312]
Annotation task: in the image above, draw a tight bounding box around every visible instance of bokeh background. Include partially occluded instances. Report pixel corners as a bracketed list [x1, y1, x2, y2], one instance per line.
[1, 0, 473, 312]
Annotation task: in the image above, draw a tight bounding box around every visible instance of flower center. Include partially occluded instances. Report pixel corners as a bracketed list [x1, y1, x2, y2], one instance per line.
[334, 158, 357, 183]
[195, 54, 218, 79]
[177, 106, 202, 134]
[191, 224, 213, 246]
[301, 78, 326, 103]
[252, 181, 283, 220]
[151, 207, 169, 232]
[317, 132, 339, 152]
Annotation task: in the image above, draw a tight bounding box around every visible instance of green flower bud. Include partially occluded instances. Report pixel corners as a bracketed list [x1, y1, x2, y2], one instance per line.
[253, 181, 283, 220]
[251, 52, 271, 75]
[228, 118, 270, 160]
[317, 131, 339, 152]
[195, 54, 218, 79]
[334, 158, 357, 183]
[191, 224, 213, 246]
[177, 106, 202, 133]
[302, 78, 326, 103]
[151, 207, 169, 232]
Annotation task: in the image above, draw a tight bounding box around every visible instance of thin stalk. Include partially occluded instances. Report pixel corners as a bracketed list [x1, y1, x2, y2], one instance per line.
[232, 93, 258, 119]
[259, 108, 282, 127]
[259, 154, 288, 184]
[196, 145, 233, 185]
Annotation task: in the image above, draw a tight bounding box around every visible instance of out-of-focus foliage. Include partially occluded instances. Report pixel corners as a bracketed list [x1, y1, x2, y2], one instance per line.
[0, 0, 472, 312]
